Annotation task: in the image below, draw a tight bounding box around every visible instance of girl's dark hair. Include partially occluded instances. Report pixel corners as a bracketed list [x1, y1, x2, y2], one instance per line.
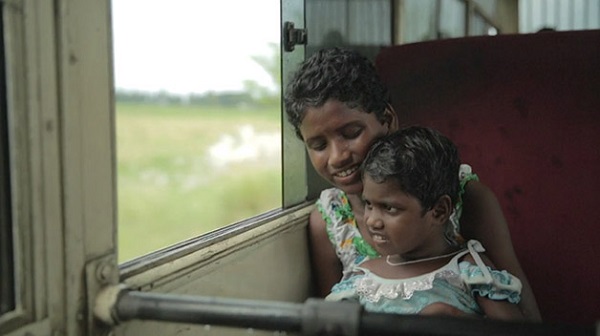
[362, 126, 461, 212]
[284, 47, 390, 139]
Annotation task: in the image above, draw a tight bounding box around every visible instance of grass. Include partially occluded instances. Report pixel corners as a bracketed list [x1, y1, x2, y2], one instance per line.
[116, 102, 282, 262]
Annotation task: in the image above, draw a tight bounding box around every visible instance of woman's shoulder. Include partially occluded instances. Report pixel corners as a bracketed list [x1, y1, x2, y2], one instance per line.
[459, 164, 477, 181]
[462, 178, 496, 200]
[317, 187, 346, 204]
[316, 187, 354, 224]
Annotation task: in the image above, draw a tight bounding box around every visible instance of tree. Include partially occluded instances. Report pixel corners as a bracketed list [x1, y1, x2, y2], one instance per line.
[243, 42, 280, 106]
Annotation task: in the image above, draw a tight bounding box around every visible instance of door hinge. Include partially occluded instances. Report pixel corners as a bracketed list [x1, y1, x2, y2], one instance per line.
[283, 21, 307, 52]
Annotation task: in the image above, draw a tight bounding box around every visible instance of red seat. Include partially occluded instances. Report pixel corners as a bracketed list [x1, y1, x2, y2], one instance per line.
[376, 30, 600, 325]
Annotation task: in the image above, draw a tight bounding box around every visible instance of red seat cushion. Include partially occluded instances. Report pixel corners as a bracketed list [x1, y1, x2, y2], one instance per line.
[376, 30, 600, 324]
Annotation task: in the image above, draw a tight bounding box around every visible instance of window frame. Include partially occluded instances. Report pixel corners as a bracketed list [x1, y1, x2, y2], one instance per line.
[2, 0, 116, 335]
[0, 1, 15, 319]
[0, 0, 56, 334]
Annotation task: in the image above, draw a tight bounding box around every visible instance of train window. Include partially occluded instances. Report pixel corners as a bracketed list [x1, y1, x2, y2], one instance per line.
[394, 0, 502, 44]
[0, 3, 16, 316]
[112, 0, 282, 262]
[468, 1, 500, 36]
[519, 0, 600, 32]
[311, 0, 600, 51]
[306, 0, 392, 57]
[303, 0, 506, 53]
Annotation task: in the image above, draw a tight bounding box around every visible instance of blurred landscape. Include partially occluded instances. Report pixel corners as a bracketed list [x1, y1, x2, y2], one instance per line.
[116, 101, 281, 262]
[112, 0, 282, 262]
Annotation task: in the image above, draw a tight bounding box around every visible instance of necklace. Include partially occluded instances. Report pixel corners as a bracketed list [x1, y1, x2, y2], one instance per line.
[385, 249, 463, 266]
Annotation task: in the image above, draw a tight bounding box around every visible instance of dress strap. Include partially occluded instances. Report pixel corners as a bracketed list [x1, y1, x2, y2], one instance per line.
[465, 240, 493, 284]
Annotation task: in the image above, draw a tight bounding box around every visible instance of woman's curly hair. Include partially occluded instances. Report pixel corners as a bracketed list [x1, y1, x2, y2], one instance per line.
[284, 48, 390, 139]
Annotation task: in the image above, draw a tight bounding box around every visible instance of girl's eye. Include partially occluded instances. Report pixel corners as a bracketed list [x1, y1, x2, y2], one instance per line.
[384, 205, 399, 213]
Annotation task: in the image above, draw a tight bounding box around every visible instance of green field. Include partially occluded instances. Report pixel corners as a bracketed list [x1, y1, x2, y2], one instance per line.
[116, 102, 282, 262]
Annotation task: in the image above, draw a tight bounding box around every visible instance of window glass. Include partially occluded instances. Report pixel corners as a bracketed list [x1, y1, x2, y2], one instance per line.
[0, 2, 16, 315]
[439, 0, 466, 38]
[397, 0, 502, 44]
[472, 0, 496, 15]
[306, 0, 392, 60]
[400, 0, 437, 44]
[470, 13, 495, 36]
[398, 0, 475, 43]
[112, 0, 282, 262]
[519, 0, 600, 32]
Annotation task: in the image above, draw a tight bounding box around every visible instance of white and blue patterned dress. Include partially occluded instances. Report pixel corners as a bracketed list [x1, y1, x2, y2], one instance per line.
[325, 240, 522, 315]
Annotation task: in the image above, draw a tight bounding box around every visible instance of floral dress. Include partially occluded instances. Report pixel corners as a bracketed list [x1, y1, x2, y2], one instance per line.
[324, 240, 522, 315]
[316, 164, 479, 281]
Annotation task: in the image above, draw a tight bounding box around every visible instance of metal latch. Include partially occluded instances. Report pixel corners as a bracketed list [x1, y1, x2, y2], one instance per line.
[283, 21, 307, 52]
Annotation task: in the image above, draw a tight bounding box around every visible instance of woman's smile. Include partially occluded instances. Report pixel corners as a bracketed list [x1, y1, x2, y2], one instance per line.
[332, 165, 361, 184]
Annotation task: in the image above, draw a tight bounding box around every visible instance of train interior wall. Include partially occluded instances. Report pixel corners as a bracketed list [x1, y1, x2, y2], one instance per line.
[116, 205, 314, 336]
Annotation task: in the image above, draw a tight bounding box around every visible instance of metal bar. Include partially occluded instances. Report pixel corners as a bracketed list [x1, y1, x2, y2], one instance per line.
[360, 312, 596, 336]
[116, 291, 304, 332]
[113, 290, 597, 336]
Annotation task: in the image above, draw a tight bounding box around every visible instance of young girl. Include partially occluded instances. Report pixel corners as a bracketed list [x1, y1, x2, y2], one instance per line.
[325, 126, 524, 320]
[284, 47, 541, 320]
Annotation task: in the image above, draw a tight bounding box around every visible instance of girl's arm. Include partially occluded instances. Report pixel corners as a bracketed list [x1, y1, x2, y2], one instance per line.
[307, 208, 343, 297]
[460, 180, 541, 321]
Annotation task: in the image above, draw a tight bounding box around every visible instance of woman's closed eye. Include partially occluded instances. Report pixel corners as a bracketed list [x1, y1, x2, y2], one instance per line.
[341, 126, 363, 139]
[305, 139, 327, 151]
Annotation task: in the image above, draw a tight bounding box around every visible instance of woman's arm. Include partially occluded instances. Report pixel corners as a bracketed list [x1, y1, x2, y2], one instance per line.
[478, 296, 525, 321]
[420, 303, 474, 318]
[307, 208, 343, 297]
[464, 253, 525, 321]
[460, 181, 542, 321]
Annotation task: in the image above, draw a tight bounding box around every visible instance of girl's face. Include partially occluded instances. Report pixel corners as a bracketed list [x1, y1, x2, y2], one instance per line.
[362, 175, 439, 258]
[299, 99, 392, 195]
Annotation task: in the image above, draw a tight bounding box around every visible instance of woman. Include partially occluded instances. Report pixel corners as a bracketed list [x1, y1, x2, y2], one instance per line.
[284, 47, 541, 321]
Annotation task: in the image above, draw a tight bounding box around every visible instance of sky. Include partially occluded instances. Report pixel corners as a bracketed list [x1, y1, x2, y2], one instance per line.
[111, 0, 280, 95]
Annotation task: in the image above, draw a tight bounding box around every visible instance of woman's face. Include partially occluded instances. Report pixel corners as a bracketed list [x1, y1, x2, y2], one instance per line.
[299, 99, 393, 195]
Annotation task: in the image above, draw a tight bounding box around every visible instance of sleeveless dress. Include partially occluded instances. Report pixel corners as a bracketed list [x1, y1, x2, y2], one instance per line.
[325, 240, 522, 315]
[317, 164, 479, 281]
